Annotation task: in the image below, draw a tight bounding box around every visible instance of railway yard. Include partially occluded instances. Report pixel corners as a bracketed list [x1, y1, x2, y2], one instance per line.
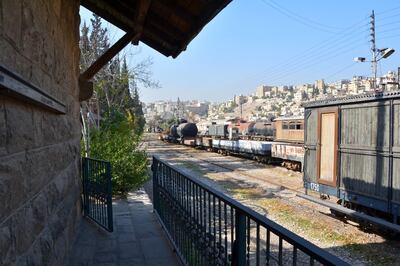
[143, 133, 400, 265]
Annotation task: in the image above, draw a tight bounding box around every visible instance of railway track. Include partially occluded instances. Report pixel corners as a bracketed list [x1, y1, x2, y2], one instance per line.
[144, 134, 400, 265]
[178, 149, 304, 193]
[148, 136, 400, 226]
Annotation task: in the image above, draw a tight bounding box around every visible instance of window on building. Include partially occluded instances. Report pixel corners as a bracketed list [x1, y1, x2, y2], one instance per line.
[282, 122, 288, 130]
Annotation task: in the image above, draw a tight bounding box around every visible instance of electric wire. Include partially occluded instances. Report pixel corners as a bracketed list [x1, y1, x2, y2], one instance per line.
[324, 62, 358, 81]
[255, 27, 370, 82]
[265, 40, 367, 84]
[375, 6, 400, 16]
[234, 20, 369, 85]
[266, 0, 344, 30]
[232, 6, 397, 88]
[259, 0, 342, 34]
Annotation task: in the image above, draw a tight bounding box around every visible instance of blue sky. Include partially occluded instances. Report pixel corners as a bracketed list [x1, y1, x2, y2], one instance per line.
[80, 1, 400, 103]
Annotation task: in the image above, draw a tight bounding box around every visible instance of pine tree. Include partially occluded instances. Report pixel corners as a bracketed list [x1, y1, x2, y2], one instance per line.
[80, 21, 91, 69]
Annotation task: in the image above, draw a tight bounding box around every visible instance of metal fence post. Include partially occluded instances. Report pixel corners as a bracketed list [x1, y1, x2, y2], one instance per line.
[106, 162, 113, 232]
[152, 157, 159, 212]
[82, 158, 89, 215]
[233, 210, 246, 266]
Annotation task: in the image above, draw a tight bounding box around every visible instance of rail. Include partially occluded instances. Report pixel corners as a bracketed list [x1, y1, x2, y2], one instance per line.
[152, 156, 348, 266]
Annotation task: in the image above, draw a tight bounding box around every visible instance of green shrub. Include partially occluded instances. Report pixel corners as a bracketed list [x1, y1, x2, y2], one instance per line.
[90, 110, 148, 195]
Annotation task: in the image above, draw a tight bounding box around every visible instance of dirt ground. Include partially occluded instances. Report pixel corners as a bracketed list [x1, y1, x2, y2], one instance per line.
[143, 133, 400, 265]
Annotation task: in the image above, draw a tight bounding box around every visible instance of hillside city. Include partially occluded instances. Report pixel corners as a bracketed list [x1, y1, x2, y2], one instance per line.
[144, 70, 399, 128]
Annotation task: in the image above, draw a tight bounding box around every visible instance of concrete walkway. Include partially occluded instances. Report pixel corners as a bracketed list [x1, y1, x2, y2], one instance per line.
[68, 189, 180, 266]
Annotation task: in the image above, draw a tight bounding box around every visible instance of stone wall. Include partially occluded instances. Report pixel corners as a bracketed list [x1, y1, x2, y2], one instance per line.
[0, 0, 82, 265]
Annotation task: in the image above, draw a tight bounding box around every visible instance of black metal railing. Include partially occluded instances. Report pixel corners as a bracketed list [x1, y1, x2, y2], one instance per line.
[82, 157, 113, 232]
[152, 156, 348, 266]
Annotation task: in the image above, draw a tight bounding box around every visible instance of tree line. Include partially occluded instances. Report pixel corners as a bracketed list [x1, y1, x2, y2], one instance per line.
[80, 14, 157, 194]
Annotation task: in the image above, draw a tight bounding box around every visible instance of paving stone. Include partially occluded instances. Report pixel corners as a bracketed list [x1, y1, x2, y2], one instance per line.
[95, 263, 117, 266]
[140, 236, 175, 260]
[131, 212, 157, 225]
[133, 222, 162, 239]
[118, 242, 142, 260]
[146, 258, 180, 266]
[119, 258, 146, 266]
[116, 224, 135, 233]
[116, 217, 133, 226]
[95, 239, 117, 253]
[117, 233, 137, 243]
[93, 252, 117, 263]
[68, 190, 179, 266]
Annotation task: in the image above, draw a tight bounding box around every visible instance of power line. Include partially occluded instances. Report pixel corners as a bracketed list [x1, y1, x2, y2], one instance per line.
[264, 41, 366, 84]
[376, 12, 400, 22]
[234, 19, 369, 85]
[255, 25, 370, 82]
[377, 27, 400, 35]
[259, 0, 343, 34]
[258, 9, 398, 85]
[376, 20, 400, 28]
[267, 0, 344, 30]
[375, 6, 400, 16]
[261, 36, 368, 82]
[324, 62, 358, 81]
[380, 33, 400, 40]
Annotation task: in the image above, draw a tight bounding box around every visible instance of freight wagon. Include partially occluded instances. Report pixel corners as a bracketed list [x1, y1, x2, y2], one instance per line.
[161, 117, 305, 171]
[212, 139, 273, 162]
[303, 91, 400, 223]
[208, 124, 228, 138]
[271, 142, 304, 171]
[250, 121, 275, 140]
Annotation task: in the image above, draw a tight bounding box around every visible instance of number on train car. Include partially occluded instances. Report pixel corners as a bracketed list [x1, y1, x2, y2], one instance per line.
[310, 182, 320, 192]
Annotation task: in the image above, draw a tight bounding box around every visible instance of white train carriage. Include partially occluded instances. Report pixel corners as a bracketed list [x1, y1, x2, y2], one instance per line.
[271, 142, 304, 171]
[211, 139, 272, 161]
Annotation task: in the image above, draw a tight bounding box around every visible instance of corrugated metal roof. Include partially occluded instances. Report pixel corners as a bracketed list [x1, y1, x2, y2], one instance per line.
[81, 0, 231, 58]
[302, 91, 400, 108]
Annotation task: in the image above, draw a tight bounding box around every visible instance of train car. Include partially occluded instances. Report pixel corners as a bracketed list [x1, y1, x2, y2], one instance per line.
[271, 142, 304, 171]
[274, 117, 304, 143]
[183, 138, 196, 147]
[177, 123, 198, 138]
[208, 124, 228, 138]
[212, 139, 272, 162]
[251, 121, 275, 140]
[303, 91, 400, 223]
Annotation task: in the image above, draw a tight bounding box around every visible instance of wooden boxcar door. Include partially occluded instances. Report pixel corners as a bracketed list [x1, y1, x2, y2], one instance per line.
[317, 108, 338, 187]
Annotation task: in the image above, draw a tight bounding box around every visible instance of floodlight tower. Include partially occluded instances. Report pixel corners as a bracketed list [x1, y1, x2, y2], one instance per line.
[354, 10, 395, 90]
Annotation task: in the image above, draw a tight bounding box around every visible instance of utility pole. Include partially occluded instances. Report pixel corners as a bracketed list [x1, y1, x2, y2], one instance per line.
[240, 102, 243, 120]
[370, 10, 378, 89]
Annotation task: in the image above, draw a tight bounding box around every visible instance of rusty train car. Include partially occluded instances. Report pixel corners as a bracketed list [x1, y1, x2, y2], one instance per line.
[271, 117, 305, 170]
[303, 91, 400, 224]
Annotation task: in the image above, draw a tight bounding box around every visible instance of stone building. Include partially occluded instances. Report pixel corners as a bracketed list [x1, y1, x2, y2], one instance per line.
[255, 85, 272, 98]
[0, 0, 230, 264]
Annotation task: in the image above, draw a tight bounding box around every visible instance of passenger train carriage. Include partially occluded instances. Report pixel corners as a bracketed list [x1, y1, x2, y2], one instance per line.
[303, 91, 400, 223]
[272, 117, 305, 170]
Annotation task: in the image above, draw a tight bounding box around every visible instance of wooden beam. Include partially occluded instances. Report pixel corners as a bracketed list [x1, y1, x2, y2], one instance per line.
[79, 31, 140, 101]
[133, 0, 152, 43]
[79, 0, 152, 101]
